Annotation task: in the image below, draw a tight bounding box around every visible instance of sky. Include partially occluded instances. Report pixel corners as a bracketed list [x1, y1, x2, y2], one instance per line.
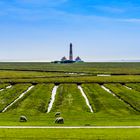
[0, 0, 140, 62]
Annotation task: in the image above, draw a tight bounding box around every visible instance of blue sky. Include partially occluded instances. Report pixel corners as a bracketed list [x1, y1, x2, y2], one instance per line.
[0, 0, 140, 62]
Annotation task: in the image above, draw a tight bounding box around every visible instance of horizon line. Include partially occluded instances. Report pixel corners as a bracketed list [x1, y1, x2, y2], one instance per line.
[0, 60, 140, 62]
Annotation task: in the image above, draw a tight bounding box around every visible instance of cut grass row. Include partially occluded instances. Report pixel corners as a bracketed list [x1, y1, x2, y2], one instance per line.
[0, 84, 10, 89]
[126, 83, 140, 92]
[104, 83, 140, 112]
[82, 84, 136, 116]
[0, 84, 31, 112]
[8, 84, 54, 115]
[51, 84, 90, 114]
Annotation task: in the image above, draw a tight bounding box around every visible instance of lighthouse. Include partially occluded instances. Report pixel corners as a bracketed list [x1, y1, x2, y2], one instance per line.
[69, 43, 73, 61]
[52, 42, 84, 63]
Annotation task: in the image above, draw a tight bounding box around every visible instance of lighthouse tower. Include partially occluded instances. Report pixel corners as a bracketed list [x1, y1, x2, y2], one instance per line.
[69, 43, 73, 61]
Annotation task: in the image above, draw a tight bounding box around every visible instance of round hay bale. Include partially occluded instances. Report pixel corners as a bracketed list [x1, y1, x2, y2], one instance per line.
[55, 117, 64, 124]
[19, 116, 27, 122]
[55, 112, 61, 117]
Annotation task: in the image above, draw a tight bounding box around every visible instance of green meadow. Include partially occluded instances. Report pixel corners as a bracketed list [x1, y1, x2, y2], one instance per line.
[0, 128, 140, 140]
[0, 62, 140, 139]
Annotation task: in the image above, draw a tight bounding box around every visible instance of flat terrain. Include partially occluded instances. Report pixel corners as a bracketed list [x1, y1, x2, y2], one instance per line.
[0, 62, 140, 139]
[0, 62, 140, 75]
[0, 83, 140, 126]
[0, 62, 140, 84]
[0, 128, 140, 140]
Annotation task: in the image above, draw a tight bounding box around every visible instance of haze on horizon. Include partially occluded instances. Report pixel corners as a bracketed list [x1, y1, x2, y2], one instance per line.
[0, 0, 140, 62]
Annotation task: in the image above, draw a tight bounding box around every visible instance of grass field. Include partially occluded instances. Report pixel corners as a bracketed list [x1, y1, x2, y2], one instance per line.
[0, 128, 140, 140]
[1, 75, 140, 84]
[0, 70, 70, 79]
[51, 84, 90, 113]
[126, 83, 140, 92]
[0, 82, 140, 126]
[0, 84, 31, 112]
[82, 84, 136, 115]
[0, 62, 140, 139]
[0, 84, 10, 89]
[0, 62, 140, 75]
[104, 83, 140, 112]
[8, 84, 54, 115]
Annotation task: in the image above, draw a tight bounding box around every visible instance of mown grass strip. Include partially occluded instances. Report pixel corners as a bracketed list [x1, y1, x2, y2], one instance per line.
[78, 85, 94, 113]
[0, 84, 10, 90]
[104, 83, 140, 113]
[0, 84, 31, 112]
[2, 86, 34, 113]
[102, 85, 137, 114]
[51, 84, 90, 114]
[82, 84, 136, 116]
[8, 84, 54, 115]
[126, 83, 140, 92]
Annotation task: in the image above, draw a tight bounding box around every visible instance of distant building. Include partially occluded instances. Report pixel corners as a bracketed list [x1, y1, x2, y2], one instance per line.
[52, 43, 84, 63]
[75, 56, 83, 62]
[61, 56, 67, 61]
